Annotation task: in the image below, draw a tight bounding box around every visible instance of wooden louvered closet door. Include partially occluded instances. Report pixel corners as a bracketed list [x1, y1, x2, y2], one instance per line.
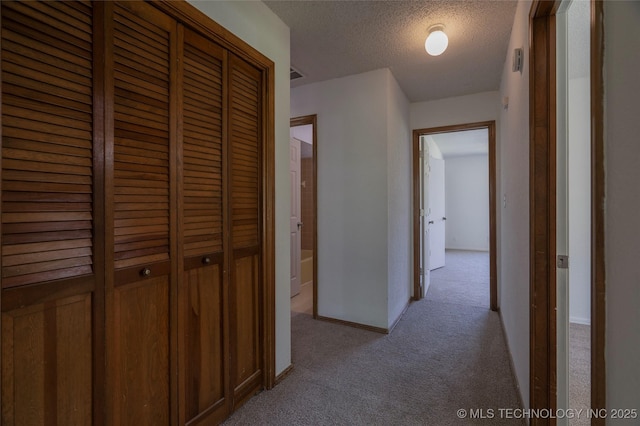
[0, 1, 270, 424]
[179, 28, 229, 425]
[0, 1, 97, 424]
[106, 2, 175, 424]
[228, 53, 264, 407]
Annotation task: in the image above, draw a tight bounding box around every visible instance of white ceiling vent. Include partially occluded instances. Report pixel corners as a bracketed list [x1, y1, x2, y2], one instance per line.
[290, 67, 304, 81]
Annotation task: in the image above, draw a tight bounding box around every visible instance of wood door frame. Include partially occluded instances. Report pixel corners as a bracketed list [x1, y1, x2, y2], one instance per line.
[412, 121, 497, 312]
[528, 1, 605, 422]
[290, 115, 318, 319]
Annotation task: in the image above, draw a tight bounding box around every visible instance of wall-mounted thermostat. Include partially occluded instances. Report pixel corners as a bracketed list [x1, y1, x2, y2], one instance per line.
[512, 48, 523, 73]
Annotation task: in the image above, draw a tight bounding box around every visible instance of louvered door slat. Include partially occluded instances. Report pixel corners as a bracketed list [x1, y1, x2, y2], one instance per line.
[1, 0, 94, 289]
[113, 3, 170, 269]
[182, 31, 224, 258]
[229, 57, 261, 250]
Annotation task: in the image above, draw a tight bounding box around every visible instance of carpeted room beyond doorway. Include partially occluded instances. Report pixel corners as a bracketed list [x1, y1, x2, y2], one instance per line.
[224, 250, 523, 425]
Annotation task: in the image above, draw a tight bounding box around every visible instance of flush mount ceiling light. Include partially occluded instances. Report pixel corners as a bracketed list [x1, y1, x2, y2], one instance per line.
[425, 24, 448, 56]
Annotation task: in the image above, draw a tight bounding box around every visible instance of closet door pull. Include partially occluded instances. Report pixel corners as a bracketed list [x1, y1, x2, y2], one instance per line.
[141, 267, 152, 277]
[202, 257, 211, 265]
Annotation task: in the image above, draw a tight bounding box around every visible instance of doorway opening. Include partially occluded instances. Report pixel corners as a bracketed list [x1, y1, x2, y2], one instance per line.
[290, 115, 317, 318]
[412, 121, 497, 311]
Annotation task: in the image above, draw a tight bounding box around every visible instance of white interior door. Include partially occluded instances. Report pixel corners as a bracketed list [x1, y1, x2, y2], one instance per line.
[428, 157, 446, 270]
[290, 137, 301, 297]
[420, 137, 431, 297]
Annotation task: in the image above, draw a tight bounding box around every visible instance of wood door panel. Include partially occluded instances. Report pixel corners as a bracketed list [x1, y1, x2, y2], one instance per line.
[231, 252, 261, 402]
[1, 292, 93, 425]
[229, 55, 261, 251]
[184, 261, 227, 423]
[181, 28, 224, 258]
[113, 275, 170, 425]
[112, 1, 171, 271]
[1, 0, 94, 290]
[228, 53, 263, 407]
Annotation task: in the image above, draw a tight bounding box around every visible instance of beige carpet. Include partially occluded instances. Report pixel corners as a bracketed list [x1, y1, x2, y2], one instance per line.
[569, 322, 591, 426]
[426, 250, 490, 309]
[224, 249, 523, 425]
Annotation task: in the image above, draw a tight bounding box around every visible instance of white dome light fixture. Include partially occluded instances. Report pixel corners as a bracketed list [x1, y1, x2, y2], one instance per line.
[425, 24, 448, 56]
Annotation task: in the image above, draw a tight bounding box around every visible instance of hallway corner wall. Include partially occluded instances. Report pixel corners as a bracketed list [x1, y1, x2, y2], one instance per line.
[291, 69, 391, 329]
[386, 71, 412, 328]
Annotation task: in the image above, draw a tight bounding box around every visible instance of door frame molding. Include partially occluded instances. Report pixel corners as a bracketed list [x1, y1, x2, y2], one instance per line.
[290, 115, 318, 318]
[528, 1, 605, 422]
[412, 121, 497, 311]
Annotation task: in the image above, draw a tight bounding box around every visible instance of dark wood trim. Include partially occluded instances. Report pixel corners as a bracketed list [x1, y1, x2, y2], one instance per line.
[92, 3, 106, 425]
[590, 1, 606, 422]
[0, 5, 3, 397]
[262, 58, 277, 390]
[412, 130, 421, 300]
[412, 121, 498, 312]
[290, 115, 318, 319]
[175, 23, 187, 426]
[221, 47, 232, 410]
[316, 315, 389, 335]
[1, 276, 95, 313]
[169, 18, 180, 425]
[102, 2, 116, 423]
[152, 1, 274, 70]
[529, 2, 559, 421]
[488, 122, 498, 311]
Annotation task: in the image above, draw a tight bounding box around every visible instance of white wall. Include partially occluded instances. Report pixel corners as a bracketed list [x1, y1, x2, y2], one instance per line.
[444, 155, 489, 251]
[498, 0, 532, 409]
[411, 91, 500, 130]
[568, 76, 590, 325]
[290, 125, 312, 145]
[187, 0, 291, 375]
[386, 71, 411, 328]
[604, 0, 640, 415]
[291, 69, 398, 329]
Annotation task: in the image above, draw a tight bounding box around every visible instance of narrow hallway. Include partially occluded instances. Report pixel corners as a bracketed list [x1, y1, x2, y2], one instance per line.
[224, 250, 522, 425]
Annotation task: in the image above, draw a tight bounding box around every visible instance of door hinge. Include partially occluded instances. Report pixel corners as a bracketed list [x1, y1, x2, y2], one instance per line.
[419, 267, 424, 276]
[419, 151, 425, 159]
[557, 255, 569, 269]
[419, 209, 425, 217]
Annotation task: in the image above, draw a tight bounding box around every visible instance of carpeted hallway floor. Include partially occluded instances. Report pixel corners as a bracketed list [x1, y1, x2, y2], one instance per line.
[224, 250, 523, 425]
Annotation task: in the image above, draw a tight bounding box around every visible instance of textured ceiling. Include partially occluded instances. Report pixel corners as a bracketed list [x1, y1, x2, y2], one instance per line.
[264, 0, 518, 102]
